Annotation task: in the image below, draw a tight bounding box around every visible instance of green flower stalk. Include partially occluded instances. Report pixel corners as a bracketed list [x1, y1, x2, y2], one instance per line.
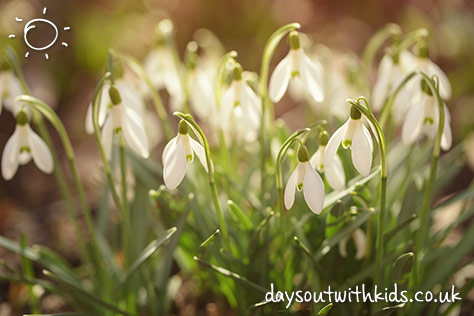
[173, 112, 229, 240]
[346, 97, 387, 287]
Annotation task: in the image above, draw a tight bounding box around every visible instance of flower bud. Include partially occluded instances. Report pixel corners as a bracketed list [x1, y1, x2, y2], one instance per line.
[298, 145, 310, 162]
[178, 120, 188, 135]
[233, 63, 243, 81]
[289, 31, 301, 50]
[16, 109, 29, 126]
[350, 106, 362, 120]
[109, 86, 122, 105]
[319, 130, 329, 146]
[416, 41, 429, 59]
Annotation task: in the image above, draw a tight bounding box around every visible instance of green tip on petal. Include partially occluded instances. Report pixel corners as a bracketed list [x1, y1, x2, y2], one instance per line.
[350, 106, 362, 120]
[178, 120, 189, 135]
[319, 131, 329, 146]
[298, 145, 310, 162]
[109, 86, 122, 105]
[233, 63, 243, 81]
[16, 110, 29, 126]
[289, 31, 301, 50]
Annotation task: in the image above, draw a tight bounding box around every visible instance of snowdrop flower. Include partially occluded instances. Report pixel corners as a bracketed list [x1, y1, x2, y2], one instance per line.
[101, 86, 149, 160]
[85, 79, 145, 135]
[220, 63, 261, 142]
[162, 120, 209, 190]
[284, 145, 325, 214]
[339, 228, 367, 260]
[372, 49, 417, 112]
[414, 44, 451, 101]
[183, 42, 217, 122]
[325, 106, 374, 177]
[401, 92, 452, 151]
[1, 110, 53, 180]
[310, 131, 345, 190]
[0, 68, 24, 115]
[144, 20, 182, 101]
[269, 31, 324, 103]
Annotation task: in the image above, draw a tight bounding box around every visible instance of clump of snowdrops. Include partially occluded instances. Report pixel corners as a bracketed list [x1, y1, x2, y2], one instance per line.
[0, 21, 472, 316]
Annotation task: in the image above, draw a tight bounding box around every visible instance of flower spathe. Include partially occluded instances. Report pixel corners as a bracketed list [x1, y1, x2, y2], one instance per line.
[101, 87, 149, 160]
[284, 145, 325, 214]
[1, 110, 53, 180]
[325, 106, 374, 177]
[310, 131, 345, 190]
[269, 31, 324, 103]
[162, 120, 209, 190]
[401, 93, 452, 151]
[220, 64, 261, 141]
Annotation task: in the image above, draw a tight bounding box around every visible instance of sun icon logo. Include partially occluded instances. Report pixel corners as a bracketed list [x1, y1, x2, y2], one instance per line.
[8, 7, 70, 60]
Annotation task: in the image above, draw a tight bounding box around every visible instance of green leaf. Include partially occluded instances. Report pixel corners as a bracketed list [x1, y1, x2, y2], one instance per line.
[194, 256, 268, 294]
[122, 227, 177, 283]
[318, 303, 333, 316]
[43, 270, 132, 316]
[0, 236, 79, 286]
[392, 252, 415, 280]
[374, 303, 405, 316]
[227, 200, 253, 231]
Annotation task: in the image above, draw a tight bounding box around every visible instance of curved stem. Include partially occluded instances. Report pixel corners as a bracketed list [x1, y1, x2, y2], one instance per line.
[112, 51, 174, 139]
[412, 72, 445, 281]
[3, 47, 86, 259]
[258, 23, 301, 196]
[347, 98, 387, 287]
[174, 112, 229, 240]
[379, 71, 417, 128]
[17, 95, 100, 273]
[362, 23, 401, 69]
[214, 51, 238, 109]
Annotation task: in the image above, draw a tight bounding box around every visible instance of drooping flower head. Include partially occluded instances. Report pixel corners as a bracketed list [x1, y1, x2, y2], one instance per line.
[220, 63, 261, 142]
[284, 145, 325, 214]
[325, 106, 374, 177]
[162, 120, 209, 190]
[144, 19, 182, 103]
[101, 86, 149, 160]
[401, 82, 452, 151]
[269, 31, 324, 104]
[1, 109, 53, 180]
[310, 131, 345, 190]
[339, 228, 367, 260]
[0, 62, 24, 116]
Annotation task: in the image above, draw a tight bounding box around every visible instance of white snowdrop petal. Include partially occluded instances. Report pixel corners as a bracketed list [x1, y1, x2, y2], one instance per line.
[101, 115, 114, 161]
[339, 236, 349, 258]
[309, 147, 323, 170]
[98, 84, 111, 127]
[302, 163, 325, 214]
[402, 101, 425, 146]
[284, 165, 299, 210]
[351, 123, 373, 177]
[241, 85, 261, 129]
[1, 129, 19, 180]
[325, 154, 346, 190]
[85, 103, 95, 135]
[429, 62, 451, 100]
[123, 107, 150, 158]
[299, 51, 324, 103]
[353, 229, 367, 260]
[220, 86, 235, 128]
[324, 120, 348, 168]
[190, 137, 212, 172]
[441, 104, 452, 151]
[163, 139, 187, 190]
[269, 54, 291, 103]
[372, 54, 393, 111]
[117, 81, 145, 117]
[27, 126, 54, 174]
[163, 136, 178, 165]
